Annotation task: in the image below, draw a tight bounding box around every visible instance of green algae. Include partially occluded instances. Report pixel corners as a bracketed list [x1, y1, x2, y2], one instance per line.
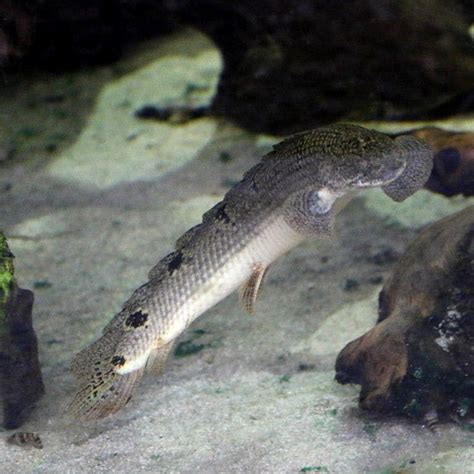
[174, 339, 205, 357]
[33, 280, 52, 290]
[300, 467, 329, 473]
[0, 232, 15, 334]
[218, 151, 233, 163]
[362, 421, 378, 439]
[372, 458, 417, 474]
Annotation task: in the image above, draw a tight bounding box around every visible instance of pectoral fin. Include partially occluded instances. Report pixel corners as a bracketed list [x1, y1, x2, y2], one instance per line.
[283, 189, 337, 238]
[239, 263, 268, 315]
[146, 340, 174, 375]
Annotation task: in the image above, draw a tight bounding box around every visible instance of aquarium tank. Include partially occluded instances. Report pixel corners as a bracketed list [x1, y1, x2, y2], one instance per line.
[0, 1, 473, 472]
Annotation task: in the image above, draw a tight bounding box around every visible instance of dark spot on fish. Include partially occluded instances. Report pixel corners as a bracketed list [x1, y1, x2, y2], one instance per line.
[111, 355, 126, 367]
[167, 251, 184, 273]
[125, 310, 149, 328]
[434, 147, 461, 175]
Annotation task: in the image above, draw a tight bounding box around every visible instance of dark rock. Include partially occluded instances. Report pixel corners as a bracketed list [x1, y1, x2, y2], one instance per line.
[0, 232, 44, 429]
[1, 287, 45, 429]
[407, 127, 474, 197]
[169, 0, 474, 133]
[0, 0, 176, 70]
[336, 207, 474, 422]
[3, 1, 474, 135]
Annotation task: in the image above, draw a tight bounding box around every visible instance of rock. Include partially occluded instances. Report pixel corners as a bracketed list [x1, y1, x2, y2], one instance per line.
[408, 127, 474, 197]
[0, 232, 44, 429]
[170, 0, 474, 133]
[3, 1, 474, 135]
[335, 206, 474, 422]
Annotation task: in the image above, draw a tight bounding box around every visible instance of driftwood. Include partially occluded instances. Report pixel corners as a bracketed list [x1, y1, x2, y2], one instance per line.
[0, 232, 44, 429]
[336, 207, 474, 423]
[408, 127, 474, 197]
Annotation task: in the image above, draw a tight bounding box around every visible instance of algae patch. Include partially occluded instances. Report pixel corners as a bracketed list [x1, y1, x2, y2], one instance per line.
[300, 466, 329, 473]
[0, 233, 15, 332]
[174, 339, 206, 357]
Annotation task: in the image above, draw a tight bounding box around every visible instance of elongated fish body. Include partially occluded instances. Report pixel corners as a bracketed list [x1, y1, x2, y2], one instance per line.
[69, 124, 433, 420]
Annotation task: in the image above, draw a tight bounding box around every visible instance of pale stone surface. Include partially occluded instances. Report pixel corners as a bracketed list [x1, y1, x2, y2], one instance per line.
[46, 49, 220, 188]
[291, 290, 379, 356]
[364, 188, 474, 228]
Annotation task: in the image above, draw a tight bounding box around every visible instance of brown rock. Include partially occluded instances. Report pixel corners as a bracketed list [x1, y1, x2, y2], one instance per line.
[410, 127, 474, 196]
[336, 207, 474, 421]
[0, 232, 44, 429]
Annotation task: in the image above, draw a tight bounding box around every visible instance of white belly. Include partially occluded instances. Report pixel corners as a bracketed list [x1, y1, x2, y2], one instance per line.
[165, 215, 305, 341]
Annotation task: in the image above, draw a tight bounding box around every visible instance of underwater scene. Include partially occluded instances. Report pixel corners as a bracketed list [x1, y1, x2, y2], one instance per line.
[0, 1, 473, 472]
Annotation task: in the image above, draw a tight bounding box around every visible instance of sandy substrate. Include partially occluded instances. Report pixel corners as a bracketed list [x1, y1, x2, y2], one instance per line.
[1, 29, 473, 473]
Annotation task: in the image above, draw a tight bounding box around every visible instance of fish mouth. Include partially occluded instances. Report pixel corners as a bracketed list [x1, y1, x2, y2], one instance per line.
[347, 163, 406, 189]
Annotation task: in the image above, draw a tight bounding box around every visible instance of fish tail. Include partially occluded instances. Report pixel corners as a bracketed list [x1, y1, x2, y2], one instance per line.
[68, 329, 145, 420]
[68, 368, 145, 420]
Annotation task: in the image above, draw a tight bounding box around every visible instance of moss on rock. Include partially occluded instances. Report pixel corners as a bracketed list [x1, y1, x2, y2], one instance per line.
[0, 232, 15, 332]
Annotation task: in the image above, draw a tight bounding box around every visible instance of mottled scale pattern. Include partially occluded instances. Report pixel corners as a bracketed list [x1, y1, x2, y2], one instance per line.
[69, 124, 433, 420]
[69, 327, 146, 420]
[382, 135, 434, 201]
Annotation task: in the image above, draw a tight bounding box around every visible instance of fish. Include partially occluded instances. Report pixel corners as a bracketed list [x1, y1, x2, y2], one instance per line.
[69, 124, 433, 420]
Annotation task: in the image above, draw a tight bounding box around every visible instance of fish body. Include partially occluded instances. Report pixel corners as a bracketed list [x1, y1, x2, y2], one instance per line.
[69, 124, 433, 419]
